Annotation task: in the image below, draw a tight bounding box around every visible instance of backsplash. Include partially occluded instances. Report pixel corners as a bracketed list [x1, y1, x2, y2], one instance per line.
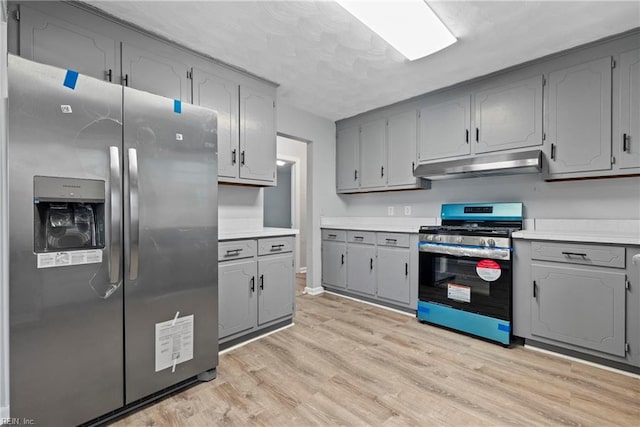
[218, 185, 264, 232]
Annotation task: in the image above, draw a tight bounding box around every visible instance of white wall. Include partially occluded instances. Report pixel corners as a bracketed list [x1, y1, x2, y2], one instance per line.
[218, 184, 264, 232]
[277, 136, 307, 271]
[337, 173, 640, 222]
[277, 102, 342, 292]
[1, 0, 9, 418]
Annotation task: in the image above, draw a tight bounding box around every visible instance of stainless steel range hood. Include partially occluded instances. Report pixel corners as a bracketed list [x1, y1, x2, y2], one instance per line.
[413, 149, 542, 181]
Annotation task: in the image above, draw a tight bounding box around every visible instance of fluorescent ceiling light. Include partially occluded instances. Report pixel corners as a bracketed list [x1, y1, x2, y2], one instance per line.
[276, 160, 287, 166]
[336, 0, 456, 61]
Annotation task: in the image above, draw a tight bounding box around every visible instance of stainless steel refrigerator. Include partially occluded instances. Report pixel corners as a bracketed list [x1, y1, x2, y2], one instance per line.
[7, 55, 218, 426]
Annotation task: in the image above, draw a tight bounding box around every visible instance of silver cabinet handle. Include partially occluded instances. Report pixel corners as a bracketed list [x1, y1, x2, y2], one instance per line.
[109, 146, 122, 285]
[226, 248, 242, 255]
[128, 148, 140, 280]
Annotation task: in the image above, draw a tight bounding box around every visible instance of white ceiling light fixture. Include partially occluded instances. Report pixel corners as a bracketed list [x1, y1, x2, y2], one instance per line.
[336, 0, 457, 61]
[276, 160, 287, 166]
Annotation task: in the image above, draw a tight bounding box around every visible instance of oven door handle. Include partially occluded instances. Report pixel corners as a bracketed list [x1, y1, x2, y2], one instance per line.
[419, 242, 511, 260]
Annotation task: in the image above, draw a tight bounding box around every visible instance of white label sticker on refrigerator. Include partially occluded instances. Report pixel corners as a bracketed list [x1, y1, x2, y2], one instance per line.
[447, 283, 471, 303]
[37, 249, 103, 268]
[60, 105, 73, 114]
[155, 314, 194, 372]
[176, 133, 183, 141]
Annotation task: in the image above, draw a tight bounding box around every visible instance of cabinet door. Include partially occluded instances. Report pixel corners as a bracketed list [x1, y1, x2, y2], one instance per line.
[193, 68, 239, 178]
[336, 126, 360, 191]
[387, 111, 418, 187]
[546, 57, 612, 175]
[359, 119, 387, 189]
[322, 241, 346, 289]
[219, 259, 257, 339]
[419, 95, 471, 161]
[258, 253, 294, 325]
[474, 75, 543, 153]
[121, 42, 191, 102]
[239, 85, 277, 183]
[376, 247, 411, 305]
[619, 48, 640, 169]
[19, 5, 117, 82]
[346, 244, 376, 296]
[531, 263, 626, 357]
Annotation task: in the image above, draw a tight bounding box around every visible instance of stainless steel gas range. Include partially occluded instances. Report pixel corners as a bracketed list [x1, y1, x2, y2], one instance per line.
[417, 202, 523, 345]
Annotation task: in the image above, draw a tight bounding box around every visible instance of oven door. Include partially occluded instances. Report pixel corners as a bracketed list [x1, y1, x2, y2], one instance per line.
[418, 244, 512, 321]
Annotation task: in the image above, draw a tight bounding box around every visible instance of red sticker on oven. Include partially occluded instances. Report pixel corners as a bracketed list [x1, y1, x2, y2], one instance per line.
[476, 259, 501, 282]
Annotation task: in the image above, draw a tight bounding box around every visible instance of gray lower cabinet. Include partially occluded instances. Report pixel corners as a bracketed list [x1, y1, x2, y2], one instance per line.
[219, 236, 295, 344]
[19, 4, 118, 82]
[322, 240, 347, 289]
[219, 258, 257, 339]
[376, 246, 411, 306]
[546, 57, 613, 177]
[258, 253, 295, 325]
[347, 243, 376, 296]
[513, 239, 640, 369]
[531, 263, 627, 357]
[322, 229, 417, 311]
[619, 48, 640, 170]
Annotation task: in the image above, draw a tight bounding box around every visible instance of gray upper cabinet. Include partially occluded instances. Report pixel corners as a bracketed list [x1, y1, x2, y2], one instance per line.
[531, 263, 626, 357]
[359, 119, 387, 189]
[19, 5, 117, 82]
[239, 85, 277, 183]
[121, 42, 191, 102]
[193, 67, 239, 179]
[218, 258, 257, 339]
[387, 111, 419, 187]
[257, 253, 294, 325]
[619, 48, 640, 170]
[546, 57, 613, 176]
[474, 75, 543, 153]
[336, 126, 360, 191]
[419, 95, 471, 161]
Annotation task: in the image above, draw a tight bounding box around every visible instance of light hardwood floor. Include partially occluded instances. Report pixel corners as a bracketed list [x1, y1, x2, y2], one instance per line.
[113, 274, 640, 426]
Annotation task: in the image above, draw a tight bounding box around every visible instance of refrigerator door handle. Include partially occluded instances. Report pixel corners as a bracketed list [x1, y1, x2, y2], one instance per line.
[109, 146, 122, 285]
[128, 148, 140, 280]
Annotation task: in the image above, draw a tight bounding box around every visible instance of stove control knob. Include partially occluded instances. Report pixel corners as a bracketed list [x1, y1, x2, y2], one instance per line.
[487, 238, 496, 247]
[426, 235, 433, 241]
[435, 236, 442, 242]
[478, 239, 486, 246]
[456, 236, 463, 244]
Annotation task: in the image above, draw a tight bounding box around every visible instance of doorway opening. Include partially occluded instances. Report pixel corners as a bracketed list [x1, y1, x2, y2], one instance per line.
[264, 136, 308, 274]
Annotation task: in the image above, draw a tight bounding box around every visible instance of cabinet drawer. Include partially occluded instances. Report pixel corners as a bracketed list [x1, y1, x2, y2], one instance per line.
[258, 236, 294, 255]
[322, 229, 347, 242]
[347, 231, 376, 245]
[376, 233, 410, 248]
[219, 240, 257, 261]
[531, 241, 625, 268]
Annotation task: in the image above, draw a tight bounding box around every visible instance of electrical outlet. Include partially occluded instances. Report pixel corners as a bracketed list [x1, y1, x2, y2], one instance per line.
[404, 206, 412, 216]
[387, 206, 394, 216]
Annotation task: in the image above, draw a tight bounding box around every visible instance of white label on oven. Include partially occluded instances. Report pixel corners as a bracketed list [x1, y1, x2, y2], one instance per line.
[476, 259, 502, 282]
[447, 283, 471, 303]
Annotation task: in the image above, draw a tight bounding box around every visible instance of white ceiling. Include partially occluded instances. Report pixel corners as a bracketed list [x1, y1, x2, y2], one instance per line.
[89, 1, 640, 121]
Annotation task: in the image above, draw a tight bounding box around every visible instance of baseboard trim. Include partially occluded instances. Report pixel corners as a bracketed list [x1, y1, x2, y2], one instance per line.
[1, 405, 9, 419]
[303, 286, 324, 296]
[220, 323, 295, 355]
[297, 267, 307, 274]
[524, 344, 640, 379]
[323, 290, 415, 317]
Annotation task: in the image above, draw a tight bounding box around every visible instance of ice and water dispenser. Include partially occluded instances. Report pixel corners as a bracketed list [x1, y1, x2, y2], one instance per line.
[33, 176, 106, 252]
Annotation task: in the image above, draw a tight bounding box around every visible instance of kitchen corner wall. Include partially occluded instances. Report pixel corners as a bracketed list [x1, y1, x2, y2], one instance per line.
[218, 185, 264, 232]
[1, 0, 10, 419]
[339, 174, 640, 222]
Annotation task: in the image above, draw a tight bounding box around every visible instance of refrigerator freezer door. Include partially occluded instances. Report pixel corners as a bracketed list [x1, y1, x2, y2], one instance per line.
[123, 88, 218, 403]
[7, 55, 124, 425]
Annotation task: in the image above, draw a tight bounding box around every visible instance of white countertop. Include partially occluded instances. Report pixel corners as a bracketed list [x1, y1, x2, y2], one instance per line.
[219, 227, 298, 241]
[513, 220, 640, 245]
[321, 216, 437, 233]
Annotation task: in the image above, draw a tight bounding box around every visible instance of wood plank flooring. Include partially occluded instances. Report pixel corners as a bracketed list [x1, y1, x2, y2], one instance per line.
[112, 274, 640, 426]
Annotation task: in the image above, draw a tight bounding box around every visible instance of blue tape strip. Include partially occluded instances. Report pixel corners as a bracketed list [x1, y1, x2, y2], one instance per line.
[174, 99, 182, 114]
[497, 323, 511, 332]
[63, 70, 79, 90]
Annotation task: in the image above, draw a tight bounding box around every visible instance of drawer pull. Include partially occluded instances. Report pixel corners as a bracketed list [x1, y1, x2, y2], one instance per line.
[225, 248, 242, 255]
[354, 236, 364, 240]
[562, 251, 587, 258]
[328, 234, 337, 238]
[271, 244, 285, 250]
[386, 238, 397, 243]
